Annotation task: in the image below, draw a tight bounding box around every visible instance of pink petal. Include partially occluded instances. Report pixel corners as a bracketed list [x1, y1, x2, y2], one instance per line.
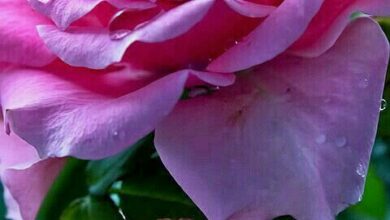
[28, 0, 155, 30]
[224, 0, 276, 18]
[206, 0, 323, 72]
[289, 0, 390, 57]
[2, 158, 65, 220]
[1, 65, 234, 159]
[37, 0, 216, 69]
[38, 1, 268, 71]
[0, 127, 40, 170]
[0, 0, 55, 67]
[3, 186, 22, 220]
[155, 18, 389, 219]
[0, 120, 61, 220]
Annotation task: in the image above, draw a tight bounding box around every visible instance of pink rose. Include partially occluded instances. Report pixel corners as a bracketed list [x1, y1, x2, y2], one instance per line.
[0, 0, 389, 219]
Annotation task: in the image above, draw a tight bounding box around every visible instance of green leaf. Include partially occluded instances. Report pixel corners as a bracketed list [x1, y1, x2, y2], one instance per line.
[37, 158, 89, 220]
[60, 196, 123, 220]
[86, 134, 154, 195]
[378, 87, 390, 137]
[0, 183, 7, 219]
[115, 174, 206, 220]
[111, 155, 206, 220]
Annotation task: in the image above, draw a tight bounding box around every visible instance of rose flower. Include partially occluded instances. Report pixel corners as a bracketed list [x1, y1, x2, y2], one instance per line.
[0, 0, 389, 219]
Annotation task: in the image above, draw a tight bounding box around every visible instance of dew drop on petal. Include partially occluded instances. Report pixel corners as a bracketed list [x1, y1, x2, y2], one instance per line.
[335, 136, 347, 148]
[358, 78, 369, 88]
[315, 134, 327, 144]
[380, 99, 387, 111]
[356, 163, 366, 178]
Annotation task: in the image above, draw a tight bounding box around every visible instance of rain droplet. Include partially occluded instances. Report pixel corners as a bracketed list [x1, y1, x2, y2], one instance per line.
[358, 78, 369, 88]
[234, 40, 239, 45]
[113, 131, 119, 137]
[356, 163, 366, 178]
[358, 194, 363, 202]
[380, 99, 387, 111]
[315, 134, 327, 144]
[110, 29, 131, 40]
[335, 136, 347, 148]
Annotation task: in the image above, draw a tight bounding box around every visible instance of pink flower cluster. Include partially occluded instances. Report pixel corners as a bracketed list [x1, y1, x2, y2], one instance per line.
[0, 0, 389, 219]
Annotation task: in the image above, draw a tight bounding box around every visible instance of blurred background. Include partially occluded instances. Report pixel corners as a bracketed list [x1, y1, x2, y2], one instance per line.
[1, 18, 390, 220]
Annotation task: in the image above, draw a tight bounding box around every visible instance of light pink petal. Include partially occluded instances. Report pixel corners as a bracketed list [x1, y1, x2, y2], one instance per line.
[0, 126, 40, 170]
[0, 65, 234, 159]
[0, 0, 55, 67]
[2, 158, 65, 220]
[37, 0, 216, 69]
[28, 0, 155, 30]
[3, 186, 22, 220]
[206, 0, 323, 72]
[289, 0, 390, 57]
[155, 18, 389, 219]
[0, 120, 58, 220]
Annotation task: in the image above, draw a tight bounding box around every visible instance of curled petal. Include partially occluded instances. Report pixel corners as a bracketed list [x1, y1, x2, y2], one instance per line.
[0, 130, 40, 170]
[0, 0, 55, 67]
[289, 0, 390, 57]
[28, 0, 156, 30]
[2, 158, 65, 220]
[0, 121, 63, 220]
[0, 66, 234, 159]
[37, 0, 216, 69]
[207, 0, 323, 72]
[155, 18, 389, 219]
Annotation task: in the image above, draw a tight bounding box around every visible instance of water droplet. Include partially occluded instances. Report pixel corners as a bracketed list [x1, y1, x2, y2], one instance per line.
[113, 131, 119, 137]
[356, 163, 366, 178]
[234, 40, 239, 45]
[358, 78, 369, 88]
[380, 99, 387, 111]
[315, 134, 327, 144]
[335, 136, 347, 148]
[208, 58, 213, 62]
[110, 29, 131, 40]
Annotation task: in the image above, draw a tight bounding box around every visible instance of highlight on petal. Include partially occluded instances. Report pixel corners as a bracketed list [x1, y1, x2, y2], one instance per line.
[223, 0, 276, 18]
[0, 0, 55, 67]
[289, 0, 390, 57]
[207, 0, 323, 72]
[28, 0, 156, 30]
[0, 65, 234, 159]
[2, 158, 65, 220]
[155, 18, 389, 219]
[37, 0, 216, 69]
